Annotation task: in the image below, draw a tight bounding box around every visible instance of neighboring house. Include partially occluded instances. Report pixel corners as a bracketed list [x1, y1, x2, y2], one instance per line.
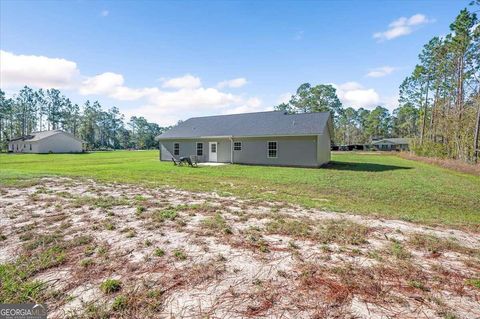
[8, 130, 84, 153]
[371, 138, 409, 151]
[156, 111, 333, 168]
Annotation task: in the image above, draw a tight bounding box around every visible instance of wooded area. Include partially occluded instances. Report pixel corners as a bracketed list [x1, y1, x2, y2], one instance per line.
[400, 8, 480, 162]
[276, 6, 479, 163]
[0, 87, 167, 151]
[1, 7, 478, 163]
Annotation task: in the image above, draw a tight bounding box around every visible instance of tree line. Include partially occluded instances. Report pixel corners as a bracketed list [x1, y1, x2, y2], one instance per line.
[276, 6, 479, 163]
[0, 87, 168, 151]
[400, 7, 479, 162]
[275, 84, 419, 146]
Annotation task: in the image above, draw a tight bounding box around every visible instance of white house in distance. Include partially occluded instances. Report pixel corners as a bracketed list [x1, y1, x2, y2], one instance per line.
[371, 138, 410, 151]
[8, 130, 84, 153]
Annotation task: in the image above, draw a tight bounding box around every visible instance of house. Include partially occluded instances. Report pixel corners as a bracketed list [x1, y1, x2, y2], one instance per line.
[8, 130, 84, 153]
[371, 138, 409, 151]
[156, 111, 333, 168]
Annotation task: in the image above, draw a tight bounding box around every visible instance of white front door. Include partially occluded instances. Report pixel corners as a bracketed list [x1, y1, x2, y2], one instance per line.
[209, 142, 218, 162]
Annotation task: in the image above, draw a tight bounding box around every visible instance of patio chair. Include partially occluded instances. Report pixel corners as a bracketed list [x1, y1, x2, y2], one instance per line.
[171, 157, 182, 166]
[172, 156, 198, 167]
[190, 155, 198, 167]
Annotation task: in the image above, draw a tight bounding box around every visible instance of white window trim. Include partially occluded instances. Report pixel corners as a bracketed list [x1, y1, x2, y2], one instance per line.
[267, 141, 278, 159]
[233, 141, 242, 151]
[196, 142, 203, 156]
[173, 142, 180, 156]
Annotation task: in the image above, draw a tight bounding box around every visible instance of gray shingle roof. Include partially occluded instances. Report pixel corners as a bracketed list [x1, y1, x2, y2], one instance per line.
[372, 138, 410, 145]
[8, 130, 83, 142]
[157, 111, 332, 139]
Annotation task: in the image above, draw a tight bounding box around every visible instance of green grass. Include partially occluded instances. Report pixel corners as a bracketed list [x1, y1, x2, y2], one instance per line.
[1, 150, 479, 230]
[201, 213, 233, 234]
[154, 248, 165, 257]
[100, 279, 122, 294]
[466, 278, 480, 289]
[173, 248, 187, 260]
[0, 246, 66, 303]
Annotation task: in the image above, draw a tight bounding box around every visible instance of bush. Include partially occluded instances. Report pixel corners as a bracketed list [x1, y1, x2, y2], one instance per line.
[100, 279, 121, 294]
[411, 139, 449, 159]
[173, 248, 187, 260]
[154, 248, 165, 257]
[112, 295, 127, 311]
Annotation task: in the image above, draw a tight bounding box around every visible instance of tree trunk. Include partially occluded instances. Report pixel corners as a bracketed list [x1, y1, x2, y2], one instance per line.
[0, 117, 3, 152]
[420, 78, 430, 145]
[474, 92, 480, 163]
[39, 109, 42, 132]
[429, 86, 439, 142]
[455, 56, 464, 159]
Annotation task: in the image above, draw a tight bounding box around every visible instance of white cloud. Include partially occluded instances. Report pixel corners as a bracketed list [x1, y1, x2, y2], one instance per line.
[80, 73, 261, 125]
[1, 50, 263, 126]
[110, 86, 158, 101]
[221, 97, 268, 115]
[277, 92, 292, 104]
[162, 74, 201, 89]
[101, 10, 109, 17]
[126, 93, 261, 126]
[373, 14, 433, 41]
[383, 95, 400, 111]
[366, 66, 397, 78]
[147, 87, 239, 109]
[79, 72, 156, 101]
[217, 77, 248, 89]
[80, 72, 124, 95]
[0, 50, 80, 89]
[334, 82, 380, 108]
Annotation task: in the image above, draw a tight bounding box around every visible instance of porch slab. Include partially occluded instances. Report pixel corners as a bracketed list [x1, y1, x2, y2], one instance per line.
[198, 162, 230, 166]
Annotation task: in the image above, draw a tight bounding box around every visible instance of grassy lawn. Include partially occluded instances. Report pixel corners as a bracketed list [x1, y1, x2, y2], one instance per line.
[0, 150, 479, 230]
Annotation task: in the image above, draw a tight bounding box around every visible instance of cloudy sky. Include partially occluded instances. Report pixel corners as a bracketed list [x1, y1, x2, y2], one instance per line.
[0, 0, 468, 126]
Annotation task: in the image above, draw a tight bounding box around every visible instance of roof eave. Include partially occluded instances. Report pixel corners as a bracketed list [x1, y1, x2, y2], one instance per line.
[157, 133, 323, 140]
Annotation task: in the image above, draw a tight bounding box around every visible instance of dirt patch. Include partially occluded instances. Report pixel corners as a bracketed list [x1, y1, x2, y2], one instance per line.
[0, 177, 479, 318]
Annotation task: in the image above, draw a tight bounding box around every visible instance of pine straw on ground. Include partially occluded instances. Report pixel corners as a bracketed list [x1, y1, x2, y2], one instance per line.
[398, 152, 480, 176]
[0, 178, 479, 318]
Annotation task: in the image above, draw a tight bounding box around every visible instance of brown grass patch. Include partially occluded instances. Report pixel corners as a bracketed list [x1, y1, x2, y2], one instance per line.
[409, 233, 479, 256]
[398, 152, 480, 176]
[266, 217, 370, 245]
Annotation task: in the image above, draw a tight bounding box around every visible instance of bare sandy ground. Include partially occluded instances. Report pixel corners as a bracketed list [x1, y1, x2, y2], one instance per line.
[0, 177, 479, 318]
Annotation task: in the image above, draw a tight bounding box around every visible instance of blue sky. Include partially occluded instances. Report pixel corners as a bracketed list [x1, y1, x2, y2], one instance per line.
[0, 0, 470, 125]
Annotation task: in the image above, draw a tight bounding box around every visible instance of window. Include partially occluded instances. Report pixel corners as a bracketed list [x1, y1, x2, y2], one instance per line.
[16, 144, 18, 150]
[267, 141, 277, 158]
[173, 143, 180, 156]
[29, 144, 32, 151]
[196, 142, 203, 156]
[234, 142, 242, 151]
[210, 143, 217, 153]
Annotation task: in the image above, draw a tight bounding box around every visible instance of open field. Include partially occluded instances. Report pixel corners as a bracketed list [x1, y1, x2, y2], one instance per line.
[1, 151, 479, 230]
[0, 177, 479, 318]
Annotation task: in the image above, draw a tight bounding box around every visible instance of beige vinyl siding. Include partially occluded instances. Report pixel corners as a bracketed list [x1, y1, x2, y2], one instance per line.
[317, 126, 331, 165]
[9, 132, 82, 153]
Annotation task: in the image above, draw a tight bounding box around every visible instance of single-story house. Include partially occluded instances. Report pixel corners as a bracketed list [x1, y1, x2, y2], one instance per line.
[156, 111, 333, 168]
[371, 138, 409, 151]
[8, 130, 84, 153]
